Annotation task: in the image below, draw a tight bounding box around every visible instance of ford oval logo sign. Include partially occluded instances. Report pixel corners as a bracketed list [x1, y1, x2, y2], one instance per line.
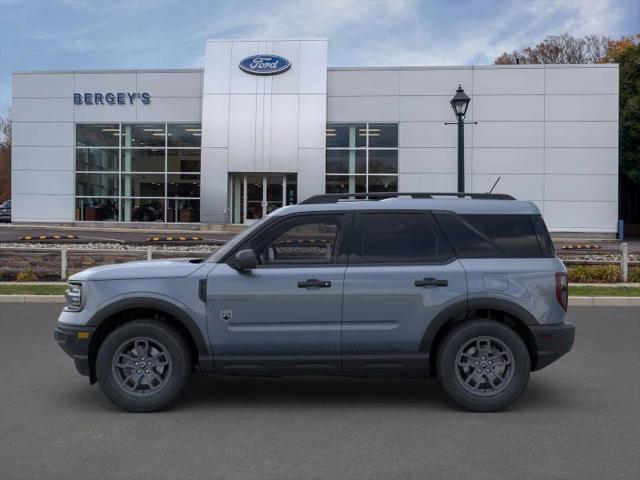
[239, 55, 291, 75]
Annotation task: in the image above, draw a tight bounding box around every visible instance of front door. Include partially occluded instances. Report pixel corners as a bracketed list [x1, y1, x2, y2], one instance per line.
[206, 213, 351, 374]
[341, 212, 467, 375]
[230, 174, 297, 224]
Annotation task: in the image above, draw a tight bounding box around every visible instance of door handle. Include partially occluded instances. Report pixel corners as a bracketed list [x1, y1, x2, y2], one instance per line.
[415, 277, 448, 287]
[297, 279, 332, 288]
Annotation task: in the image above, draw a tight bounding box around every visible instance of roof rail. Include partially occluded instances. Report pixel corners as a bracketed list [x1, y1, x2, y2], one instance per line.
[299, 192, 515, 205]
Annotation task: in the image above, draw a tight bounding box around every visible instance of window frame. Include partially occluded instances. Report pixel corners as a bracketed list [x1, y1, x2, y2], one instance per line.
[225, 212, 353, 268]
[349, 210, 456, 266]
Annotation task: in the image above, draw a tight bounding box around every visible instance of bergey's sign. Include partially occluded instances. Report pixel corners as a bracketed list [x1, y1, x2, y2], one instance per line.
[74, 92, 151, 105]
[239, 55, 291, 75]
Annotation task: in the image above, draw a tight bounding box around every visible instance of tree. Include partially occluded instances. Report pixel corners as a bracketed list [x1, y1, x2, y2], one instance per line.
[602, 35, 640, 225]
[495, 34, 640, 227]
[495, 34, 610, 64]
[0, 116, 10, 203]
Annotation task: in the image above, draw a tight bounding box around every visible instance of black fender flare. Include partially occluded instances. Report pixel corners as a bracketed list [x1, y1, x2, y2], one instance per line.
[87, 297, 213, 371]
[420, 297, 538, 354]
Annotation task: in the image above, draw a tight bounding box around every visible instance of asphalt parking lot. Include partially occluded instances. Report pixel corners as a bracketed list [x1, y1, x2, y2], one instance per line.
[1, 304, 638, 480]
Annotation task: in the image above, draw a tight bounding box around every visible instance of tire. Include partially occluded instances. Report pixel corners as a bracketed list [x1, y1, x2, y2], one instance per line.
[436, 319, 531, 412]
[96, 320, 191, 412]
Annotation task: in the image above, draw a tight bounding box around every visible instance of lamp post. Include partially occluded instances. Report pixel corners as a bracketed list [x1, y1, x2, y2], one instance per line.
[447, 85, 471, 193]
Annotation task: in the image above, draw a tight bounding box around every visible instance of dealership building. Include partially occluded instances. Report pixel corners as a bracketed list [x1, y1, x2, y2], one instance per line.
[11, 39, 619, 232]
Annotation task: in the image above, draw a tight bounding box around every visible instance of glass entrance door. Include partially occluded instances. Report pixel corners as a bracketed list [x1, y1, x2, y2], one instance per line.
[265, 176, 284, 215]
[245, 175, 264, 222]
[230, 174, 297, 224]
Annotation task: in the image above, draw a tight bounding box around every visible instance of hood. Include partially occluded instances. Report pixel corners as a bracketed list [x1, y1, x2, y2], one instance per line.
[69, 257, 206, 281]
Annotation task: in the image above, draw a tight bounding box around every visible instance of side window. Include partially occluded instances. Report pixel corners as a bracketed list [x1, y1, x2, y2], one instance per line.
[530, 214, 555, 258]
[433, 212, 502, 258]
[354, 212, 454, 264]
[253, 216, 342, 266]
[462, 214, 542, 258]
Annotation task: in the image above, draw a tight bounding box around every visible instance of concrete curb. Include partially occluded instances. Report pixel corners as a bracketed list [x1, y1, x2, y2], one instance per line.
[1, 295, 639, 306]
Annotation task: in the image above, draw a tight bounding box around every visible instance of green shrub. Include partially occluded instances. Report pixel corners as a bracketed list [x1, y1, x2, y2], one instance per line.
[629, 267, 640, 283]
[567, 264, 621, 283]
[16, 267, 38, 282]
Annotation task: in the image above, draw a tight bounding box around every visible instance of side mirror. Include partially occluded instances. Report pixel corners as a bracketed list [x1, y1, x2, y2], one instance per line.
[232, 249, 258, 270]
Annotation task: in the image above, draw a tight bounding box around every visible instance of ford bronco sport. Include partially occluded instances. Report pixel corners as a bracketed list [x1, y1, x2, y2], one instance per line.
[55, 192, 575, 412]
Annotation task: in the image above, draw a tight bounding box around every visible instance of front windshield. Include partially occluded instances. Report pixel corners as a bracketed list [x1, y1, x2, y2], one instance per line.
[207, 216, 270, 263]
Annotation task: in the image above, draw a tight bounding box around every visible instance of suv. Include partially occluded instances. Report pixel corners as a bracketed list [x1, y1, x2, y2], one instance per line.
[0, 200, 10, 223]
[55, 193, 574, 412]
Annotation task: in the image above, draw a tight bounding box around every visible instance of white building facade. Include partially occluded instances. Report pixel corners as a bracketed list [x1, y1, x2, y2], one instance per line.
[11, 39, 619, 232]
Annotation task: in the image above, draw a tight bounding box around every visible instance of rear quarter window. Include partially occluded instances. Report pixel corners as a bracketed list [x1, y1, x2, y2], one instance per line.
[462, 214, 543, 258]
[434, 212, 545, 258]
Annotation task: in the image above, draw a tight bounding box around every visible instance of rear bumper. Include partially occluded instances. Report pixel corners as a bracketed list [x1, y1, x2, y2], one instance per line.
[530, 322, 575, 371]
[54, 324, 95, 377]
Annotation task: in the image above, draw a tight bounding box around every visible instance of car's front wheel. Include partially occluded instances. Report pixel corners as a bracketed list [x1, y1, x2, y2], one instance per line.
[436, 319, 531, 412]
[96, 320, 191, 412]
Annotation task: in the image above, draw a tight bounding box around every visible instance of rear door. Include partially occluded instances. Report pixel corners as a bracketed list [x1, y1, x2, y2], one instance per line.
[341, 211, 467, 375]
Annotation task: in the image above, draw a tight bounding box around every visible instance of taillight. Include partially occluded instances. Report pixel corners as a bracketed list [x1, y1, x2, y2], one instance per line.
[555, 272, 568, 311]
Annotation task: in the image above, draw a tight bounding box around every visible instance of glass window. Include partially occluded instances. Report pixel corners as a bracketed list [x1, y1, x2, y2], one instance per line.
[75, 173, 118, 197]
[463, 215, 542, 258]
[167, 199, 200, 223]
[434, 212, 501, 258]
[75, 148, 118, 171]
[368, 176, 398, 192]
[121, 124, 165, 147]
[168, 124, 202, 147]
[326, 175, 366, 194]
[121, 174, 165, 197]
[74, 123, 201, 223]
[326, 122, 398, 195]
[167, 150, 200, 172]
[368, 123, 398, 148]
[326, 123, 366, 148]
[121, 149, 165, 172]
[122, 198, 165, 222]
[368, 150, 398, 174]
[285, 174, 297, 205]
[531, 214, 555, 258]
[326, 150, 366, 174]
[75, 198, 119, 221]
[76, 124, 120, 147]
[255, 217, 341, 265]
[167, 174, 200, 197]
[355, 213, 454, 264]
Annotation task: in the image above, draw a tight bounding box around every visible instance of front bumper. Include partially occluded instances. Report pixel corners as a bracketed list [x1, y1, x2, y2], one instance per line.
[54, 324, 96, 377]
[530, 322, 575, 371]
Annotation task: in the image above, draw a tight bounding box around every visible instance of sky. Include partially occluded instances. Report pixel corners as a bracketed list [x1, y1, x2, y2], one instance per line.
[0, 0, 638, 116]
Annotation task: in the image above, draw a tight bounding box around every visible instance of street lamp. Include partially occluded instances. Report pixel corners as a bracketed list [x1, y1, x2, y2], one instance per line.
[447, 84, 472, 193]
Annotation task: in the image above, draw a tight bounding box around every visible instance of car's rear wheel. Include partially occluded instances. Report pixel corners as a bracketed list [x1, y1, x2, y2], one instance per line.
[96, 320, 191, 412]
[436, 319, 530, 412]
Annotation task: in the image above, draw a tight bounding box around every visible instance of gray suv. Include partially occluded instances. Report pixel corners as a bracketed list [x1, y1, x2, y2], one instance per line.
[55, 193, 575, 412]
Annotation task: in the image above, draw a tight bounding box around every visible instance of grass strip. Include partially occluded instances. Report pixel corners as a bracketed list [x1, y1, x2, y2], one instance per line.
[0, 284, 67, 295]
[569, 286, 640, 297]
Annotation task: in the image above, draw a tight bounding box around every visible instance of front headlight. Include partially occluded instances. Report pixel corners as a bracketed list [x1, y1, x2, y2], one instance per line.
[64, 283, 83, 311]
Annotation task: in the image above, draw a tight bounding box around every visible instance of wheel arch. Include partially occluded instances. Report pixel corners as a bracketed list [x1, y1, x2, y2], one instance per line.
[422, 298, 539, 374]
[86, 298, 212, 383]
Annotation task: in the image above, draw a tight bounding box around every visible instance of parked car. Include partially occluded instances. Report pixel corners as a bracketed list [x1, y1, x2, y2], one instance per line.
[0, 199, 10, 222]
[55, 192, 574, 412]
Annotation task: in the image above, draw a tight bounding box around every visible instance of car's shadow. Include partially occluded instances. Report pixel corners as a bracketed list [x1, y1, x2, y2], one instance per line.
[56, 373, 573, 413]
[176, 374, 572, 412]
